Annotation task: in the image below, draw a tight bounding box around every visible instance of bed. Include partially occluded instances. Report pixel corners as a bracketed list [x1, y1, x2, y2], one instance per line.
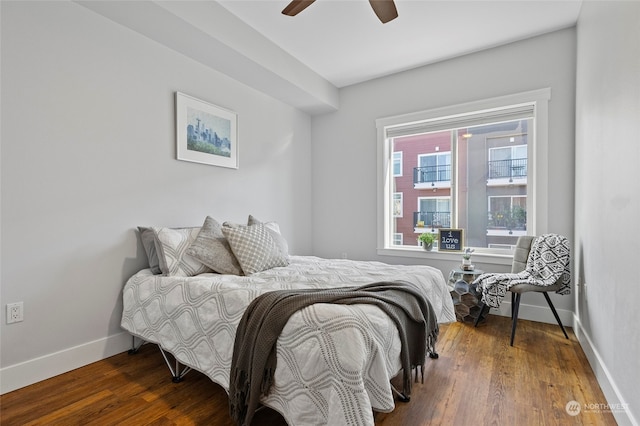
[122, 218, 456, 426]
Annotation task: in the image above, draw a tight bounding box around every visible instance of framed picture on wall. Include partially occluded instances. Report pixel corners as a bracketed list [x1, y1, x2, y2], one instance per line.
[175, 92, 238, 169]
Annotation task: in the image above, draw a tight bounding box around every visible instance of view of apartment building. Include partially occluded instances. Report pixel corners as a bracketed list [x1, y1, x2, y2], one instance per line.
[392, 119, 530, 250]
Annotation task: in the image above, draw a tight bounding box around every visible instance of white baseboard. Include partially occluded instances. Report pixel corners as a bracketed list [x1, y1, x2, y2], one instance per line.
[572, 316, 638, 426]
[485, 298, 574, 326]
[0, 331, 132, 395]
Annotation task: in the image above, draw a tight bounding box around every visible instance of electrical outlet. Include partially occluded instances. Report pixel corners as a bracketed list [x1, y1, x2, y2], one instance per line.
[7, 302, 23, 324]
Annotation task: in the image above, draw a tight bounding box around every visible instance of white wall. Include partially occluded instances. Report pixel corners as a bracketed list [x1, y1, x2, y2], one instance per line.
[311, 28, 576, 316]
[0, 1, 312, 392]
[575, 2, 640, 425]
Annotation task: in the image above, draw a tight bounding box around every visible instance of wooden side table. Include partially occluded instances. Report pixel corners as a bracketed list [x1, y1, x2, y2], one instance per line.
[448, 268, 485, 323]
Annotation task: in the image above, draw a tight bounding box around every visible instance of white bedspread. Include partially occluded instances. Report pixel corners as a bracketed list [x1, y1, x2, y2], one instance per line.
[121, 256, 455, 425]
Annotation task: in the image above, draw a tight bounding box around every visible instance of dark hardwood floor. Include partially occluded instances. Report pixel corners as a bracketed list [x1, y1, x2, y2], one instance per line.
[0, 315, 616, 425]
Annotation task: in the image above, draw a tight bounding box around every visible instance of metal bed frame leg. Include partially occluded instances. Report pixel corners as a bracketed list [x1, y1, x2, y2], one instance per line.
[128, 335, 145, 355]
[158, 346, 192, 383]
[126, 336, 191, 383]
[391, 385, 411, 402]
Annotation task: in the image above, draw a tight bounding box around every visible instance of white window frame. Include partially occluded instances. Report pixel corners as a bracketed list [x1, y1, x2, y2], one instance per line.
[376, 89, 551, 264]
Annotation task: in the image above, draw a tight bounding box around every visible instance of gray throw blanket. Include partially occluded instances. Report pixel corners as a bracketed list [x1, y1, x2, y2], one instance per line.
[228, 280, 439, 426]
[473, 233, 571, 309]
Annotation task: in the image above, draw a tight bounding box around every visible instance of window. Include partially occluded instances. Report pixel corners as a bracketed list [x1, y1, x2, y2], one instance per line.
[393, 152, 403, 176]
[393, 192, 403, 217]
[376, 89, 550, 256]
[488, 196, 527, 236]
[489, 145, 527, 180]
[416, 152, 451, 184]
[417, 197, 451, 229]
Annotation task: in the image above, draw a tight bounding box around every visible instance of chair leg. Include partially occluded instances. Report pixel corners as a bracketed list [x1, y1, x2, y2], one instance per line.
[510, 293, 521, 346]
[511, 292, 516, 318]
[474, 303, 487, 327]
[543, 292, 569, 339]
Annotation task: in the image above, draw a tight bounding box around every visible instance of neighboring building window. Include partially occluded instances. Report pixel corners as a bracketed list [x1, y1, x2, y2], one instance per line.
[416, 197, 451, 229]
[393, 233, 403, 245]
[393, 151, 403, 176]
[488, 145, 527, 180]
[417, 152, 451, 184]
[488, 196, 527, 236]
[393, 192, 403, 217]
[376, 89, 550, 254]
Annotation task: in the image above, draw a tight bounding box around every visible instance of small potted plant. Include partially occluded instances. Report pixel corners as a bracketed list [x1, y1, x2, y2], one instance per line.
[462, 247, 475, 270]
[418, 232, 436, 251]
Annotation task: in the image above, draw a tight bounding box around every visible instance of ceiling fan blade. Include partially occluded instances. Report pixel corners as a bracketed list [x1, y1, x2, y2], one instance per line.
[369, 0, 398, 23]
[282, 0, 316, 17]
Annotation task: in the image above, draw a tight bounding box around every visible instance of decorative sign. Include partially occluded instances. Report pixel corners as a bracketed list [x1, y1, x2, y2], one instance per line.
[438, 228, 464, 252]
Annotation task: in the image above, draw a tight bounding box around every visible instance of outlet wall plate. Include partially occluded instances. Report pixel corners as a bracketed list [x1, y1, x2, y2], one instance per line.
[7, 302, 24, 324]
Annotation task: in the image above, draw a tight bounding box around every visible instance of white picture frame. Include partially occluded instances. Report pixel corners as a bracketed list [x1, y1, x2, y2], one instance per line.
[175, 92, 238, 169]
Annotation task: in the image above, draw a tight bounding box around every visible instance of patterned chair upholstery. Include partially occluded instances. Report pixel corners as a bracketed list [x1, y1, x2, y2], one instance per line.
[475, 235, 570, 346]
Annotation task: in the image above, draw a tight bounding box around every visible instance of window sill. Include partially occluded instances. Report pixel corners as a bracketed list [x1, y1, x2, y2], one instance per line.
[377, 247, 513, 267]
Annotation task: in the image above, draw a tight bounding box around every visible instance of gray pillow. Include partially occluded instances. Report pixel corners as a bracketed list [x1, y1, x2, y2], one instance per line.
[152, 227, 212, 276]
[186, 216, 243, 275]
[138, 226, 161, 274]
[222, 223, 289, 275]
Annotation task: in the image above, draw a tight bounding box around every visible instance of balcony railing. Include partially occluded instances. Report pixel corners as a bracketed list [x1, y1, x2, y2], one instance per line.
[488, 158, 527, 180]
[413, 211, 451, 229]
[487, 208, 526, 231]
[413, 165, 451, 186]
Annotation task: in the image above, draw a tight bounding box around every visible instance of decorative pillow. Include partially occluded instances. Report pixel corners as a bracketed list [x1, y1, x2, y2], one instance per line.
[221, 220, 245, 229]
[186, 216, 243, 275]
[152, 227, 212, 276]
[247, 215, 289, 259]
[222, 223, 289, 275]
[138, 227, 162, 274]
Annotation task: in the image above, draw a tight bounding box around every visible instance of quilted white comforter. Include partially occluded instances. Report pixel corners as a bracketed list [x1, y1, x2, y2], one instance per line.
[121, 256, 455, 425]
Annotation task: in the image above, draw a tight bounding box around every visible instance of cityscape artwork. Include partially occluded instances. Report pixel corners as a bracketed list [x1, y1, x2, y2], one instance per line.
[175, 92, 238, 169]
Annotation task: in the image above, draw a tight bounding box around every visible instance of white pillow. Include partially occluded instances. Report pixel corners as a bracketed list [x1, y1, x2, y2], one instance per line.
[152, 227, 212, 276]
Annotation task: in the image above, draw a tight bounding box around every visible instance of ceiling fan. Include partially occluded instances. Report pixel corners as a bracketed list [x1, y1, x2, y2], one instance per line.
[282, 0, 398, 24]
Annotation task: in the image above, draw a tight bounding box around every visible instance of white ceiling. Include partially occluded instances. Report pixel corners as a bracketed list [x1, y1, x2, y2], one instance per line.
[79, 0, 582, 114]
[218, 0, 583, 88]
